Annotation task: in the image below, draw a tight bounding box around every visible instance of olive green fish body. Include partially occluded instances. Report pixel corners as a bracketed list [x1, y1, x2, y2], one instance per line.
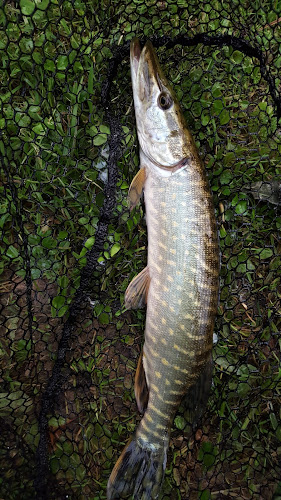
[107, 39, 219, 500]
[137, 155, 219, 447]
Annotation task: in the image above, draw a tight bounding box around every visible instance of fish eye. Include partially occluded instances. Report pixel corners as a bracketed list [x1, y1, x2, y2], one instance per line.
[157, 92, 173, 110]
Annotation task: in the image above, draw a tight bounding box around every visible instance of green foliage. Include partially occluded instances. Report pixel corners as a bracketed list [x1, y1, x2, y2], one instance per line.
[0, 0, 281, 498]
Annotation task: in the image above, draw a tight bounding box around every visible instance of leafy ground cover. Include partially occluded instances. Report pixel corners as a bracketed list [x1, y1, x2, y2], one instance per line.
[0, 0, 281, 498]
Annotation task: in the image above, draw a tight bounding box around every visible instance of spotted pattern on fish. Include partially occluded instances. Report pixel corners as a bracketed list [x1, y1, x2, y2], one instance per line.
[136, 157, 219, 447]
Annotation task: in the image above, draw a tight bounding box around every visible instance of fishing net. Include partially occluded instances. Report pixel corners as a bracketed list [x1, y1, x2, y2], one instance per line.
[0, 1, 280, 498]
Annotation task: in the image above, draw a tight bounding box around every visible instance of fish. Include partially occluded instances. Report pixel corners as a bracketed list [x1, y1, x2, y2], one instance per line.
[107, 38, 220, 499]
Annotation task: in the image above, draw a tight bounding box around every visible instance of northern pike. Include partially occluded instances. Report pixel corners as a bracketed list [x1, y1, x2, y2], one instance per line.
[107, 38, 220, 499]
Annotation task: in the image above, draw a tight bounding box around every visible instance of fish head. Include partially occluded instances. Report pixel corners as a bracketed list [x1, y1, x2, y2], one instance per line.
[130, 38, 195, 171]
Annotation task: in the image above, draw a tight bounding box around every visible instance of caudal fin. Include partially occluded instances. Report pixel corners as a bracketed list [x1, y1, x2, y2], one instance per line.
[107, 433, 168, 499]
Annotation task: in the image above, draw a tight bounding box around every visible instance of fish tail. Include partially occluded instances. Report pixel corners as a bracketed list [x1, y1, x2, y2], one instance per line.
[107, 432, 168, 499]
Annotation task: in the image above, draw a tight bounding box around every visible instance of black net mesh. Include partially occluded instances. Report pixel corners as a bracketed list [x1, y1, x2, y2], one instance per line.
[1, 1, 281, 499]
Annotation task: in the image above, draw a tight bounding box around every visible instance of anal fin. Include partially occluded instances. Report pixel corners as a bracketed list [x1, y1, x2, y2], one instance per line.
[125, 266, 150, 310]
[135, 350, 149, 413]
[128, 167, 146, 210]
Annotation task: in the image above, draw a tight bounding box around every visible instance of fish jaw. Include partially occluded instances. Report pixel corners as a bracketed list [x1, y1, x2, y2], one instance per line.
[130, 38, 195, 170]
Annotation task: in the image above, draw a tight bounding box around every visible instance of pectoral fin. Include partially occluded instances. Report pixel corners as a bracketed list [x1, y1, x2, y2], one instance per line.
[128, 167, 146, 210]
[135, 350, 149, 413]
[125, 266, 150, 309]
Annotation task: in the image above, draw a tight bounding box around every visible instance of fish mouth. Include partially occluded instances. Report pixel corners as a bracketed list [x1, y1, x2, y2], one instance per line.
[130, 38, 167, 97]
[130, 37, 141, 74]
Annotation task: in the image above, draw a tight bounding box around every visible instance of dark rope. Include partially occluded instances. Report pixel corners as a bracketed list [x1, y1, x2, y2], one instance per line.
[34, 54, 123, 499]
[150, 33, 281, 119]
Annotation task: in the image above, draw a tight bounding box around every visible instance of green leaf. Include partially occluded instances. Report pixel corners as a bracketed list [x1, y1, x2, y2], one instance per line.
[50, 458, 59, 474]
[0, 213, 11, 228]
[58, 276, 69, 288]
[31, 268, 41, 279]
[270, 413, 278, 430]
[247, 259, 255, 270]
[220, 109, 230, 125]
[231, 50, 243, 64]
[84, 236, 95, 249]
[200, 490, 211, 500]
[93, 134, 107, 146]
[52, 295, 65, 309]
[201, 111, 210, 126]
[44, 59, 55, 72]
[78, 217, 89, 225]
[58, 231, 68, 240]
[6, 245, 19, 258]
[42, 236, 57, 249]
[220, 170, 232, 185]
[37, 0, 50, 10]
[99, 313, 109, 325]
[20, 0, 35, 15]
[200, 442, 217, 469]
[174, 416, 185, 430]
[32, 123, 45, 135]
[58, 305, 69, 317]
[237, 382, 250, 397]
[94, 304, 103, 316]
[16, 113, 31, 127]
[100, 124, 110, 134]
[212, 99, 223, 114]
[235, 200, 247, 214]
[57, 55, 68, 70]
[259, 248, 273, 259]
[110, 243, 120, 257]
[237, 263, 246, 273]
